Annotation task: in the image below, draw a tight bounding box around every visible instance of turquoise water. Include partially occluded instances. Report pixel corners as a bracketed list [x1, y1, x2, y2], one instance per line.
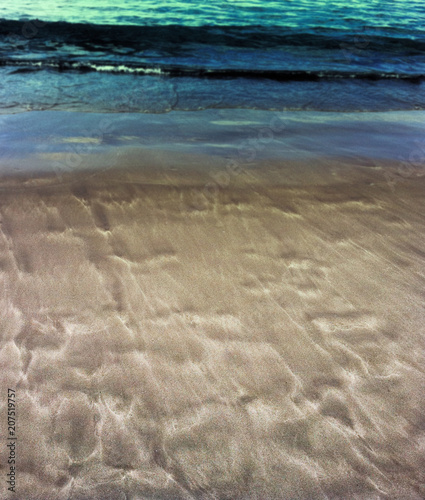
[2, 0, 425, 31]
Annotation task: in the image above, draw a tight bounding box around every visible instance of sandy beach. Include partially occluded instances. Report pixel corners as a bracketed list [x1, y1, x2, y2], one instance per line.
[0, 149, 424, 498]
[2, 0, 425, 493]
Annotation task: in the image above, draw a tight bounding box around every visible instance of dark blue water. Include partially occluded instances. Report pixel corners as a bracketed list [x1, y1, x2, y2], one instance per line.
[1, 0, 425, 112]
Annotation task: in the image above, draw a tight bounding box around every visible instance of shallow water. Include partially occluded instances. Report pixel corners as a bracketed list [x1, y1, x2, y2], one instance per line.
[1, 109, 424, 179]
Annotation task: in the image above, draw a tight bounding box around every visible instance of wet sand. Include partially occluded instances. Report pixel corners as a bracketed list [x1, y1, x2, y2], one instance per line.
[0, 155, 424, 499]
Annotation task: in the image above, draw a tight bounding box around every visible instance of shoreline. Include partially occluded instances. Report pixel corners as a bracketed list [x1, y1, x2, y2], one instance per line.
[1, 109, 425, 177]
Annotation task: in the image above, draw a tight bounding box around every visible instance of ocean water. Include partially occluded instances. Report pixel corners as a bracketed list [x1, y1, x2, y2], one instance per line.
[0, 0, 425, 112]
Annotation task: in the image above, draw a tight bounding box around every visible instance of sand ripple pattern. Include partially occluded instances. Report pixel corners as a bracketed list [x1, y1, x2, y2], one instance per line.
[1, 171, 425, 499]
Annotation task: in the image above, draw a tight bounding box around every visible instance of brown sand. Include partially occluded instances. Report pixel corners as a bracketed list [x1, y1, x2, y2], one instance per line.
[0, 159, 425, 499]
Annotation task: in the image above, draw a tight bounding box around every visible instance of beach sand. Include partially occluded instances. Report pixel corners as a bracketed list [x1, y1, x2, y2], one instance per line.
[0, 152, 425, 499]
